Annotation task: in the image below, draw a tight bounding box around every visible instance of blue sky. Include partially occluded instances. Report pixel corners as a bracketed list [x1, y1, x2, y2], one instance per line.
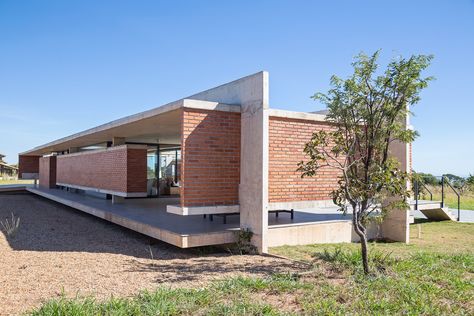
[0, 0, 473, 176]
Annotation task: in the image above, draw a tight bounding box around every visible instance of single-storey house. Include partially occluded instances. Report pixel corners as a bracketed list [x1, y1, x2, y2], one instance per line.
[0, 154, 18, 177]
[18, 72, 410, 253]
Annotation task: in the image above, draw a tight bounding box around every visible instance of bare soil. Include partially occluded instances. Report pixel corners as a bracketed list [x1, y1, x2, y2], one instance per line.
[0, 193, 304, 315]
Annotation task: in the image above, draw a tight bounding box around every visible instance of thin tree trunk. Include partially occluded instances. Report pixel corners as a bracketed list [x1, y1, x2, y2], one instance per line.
[352, 208, 370, 274]
[359, 232, 370, 274]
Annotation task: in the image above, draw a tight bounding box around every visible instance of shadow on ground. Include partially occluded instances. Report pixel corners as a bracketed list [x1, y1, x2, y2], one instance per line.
[0, 193, 228, 259]
[123, 255, 306, 283]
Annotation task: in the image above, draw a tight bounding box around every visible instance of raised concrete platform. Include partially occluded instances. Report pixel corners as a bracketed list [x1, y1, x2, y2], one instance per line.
[26, 187, 238, 248]
[23, 187, 394, 249]
[0, 184, 34, 193]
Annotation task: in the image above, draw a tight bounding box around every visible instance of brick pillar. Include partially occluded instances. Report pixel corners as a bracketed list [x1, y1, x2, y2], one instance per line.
[39, 156, 57, 189]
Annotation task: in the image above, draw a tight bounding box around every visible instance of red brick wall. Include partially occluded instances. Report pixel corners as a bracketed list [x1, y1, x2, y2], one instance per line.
[268, 116, 341, 203]
[39, 156, 57, 189]
[56, 145, 147, 194]
[181, 108, 241, 207]
[18, 155, 39, 178]
[127, 148, 148, 192]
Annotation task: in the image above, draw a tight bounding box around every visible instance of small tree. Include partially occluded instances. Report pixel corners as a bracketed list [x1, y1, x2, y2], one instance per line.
[298, 51, 433, 274]
[466, 174, 474, 189]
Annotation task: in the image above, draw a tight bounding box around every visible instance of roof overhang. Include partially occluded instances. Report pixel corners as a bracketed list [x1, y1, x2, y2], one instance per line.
[21, 99, 240, 156]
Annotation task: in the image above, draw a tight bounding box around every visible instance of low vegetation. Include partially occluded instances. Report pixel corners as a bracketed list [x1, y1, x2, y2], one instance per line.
[30, 221, 473, 315]
[0, 212, 20, 237]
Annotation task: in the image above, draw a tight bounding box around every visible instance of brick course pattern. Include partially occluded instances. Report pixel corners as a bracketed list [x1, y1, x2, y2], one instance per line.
[39, 156, 57, 189]
[18, 155, 40, 178]
[56, 146, 147, 194]
[181, 108, 241, 207]
[268, 116, 342, 203]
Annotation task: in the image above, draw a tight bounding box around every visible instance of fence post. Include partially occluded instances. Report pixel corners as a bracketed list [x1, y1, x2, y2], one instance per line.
[441, 176, 445, 208]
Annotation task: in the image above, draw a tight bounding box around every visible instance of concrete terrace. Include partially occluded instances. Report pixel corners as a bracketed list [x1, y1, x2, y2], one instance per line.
[25, 187, 355, 248]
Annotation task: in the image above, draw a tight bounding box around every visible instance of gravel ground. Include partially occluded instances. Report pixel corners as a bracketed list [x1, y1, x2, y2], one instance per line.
[0, 193, 304, 316]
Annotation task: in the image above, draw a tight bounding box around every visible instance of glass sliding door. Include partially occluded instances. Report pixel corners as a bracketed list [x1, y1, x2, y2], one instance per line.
[158, 147, 181, 196]
[147, 148, 158, 197]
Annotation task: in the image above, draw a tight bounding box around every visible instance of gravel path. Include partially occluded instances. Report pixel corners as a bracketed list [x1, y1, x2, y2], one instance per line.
[0, 193, 304, 315]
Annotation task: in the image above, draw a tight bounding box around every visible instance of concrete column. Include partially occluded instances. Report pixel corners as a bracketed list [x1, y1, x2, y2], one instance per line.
[240, 105, 269, 253]
[382, 111, 411, 243]
[68, 147, 79, 154]
[239, 73, 270, 253]
[112, 195, 124, 204]
[186, 71, 270, 253]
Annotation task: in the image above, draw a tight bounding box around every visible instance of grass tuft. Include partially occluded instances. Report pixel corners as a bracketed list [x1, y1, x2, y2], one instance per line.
[0, 212, 20, 237]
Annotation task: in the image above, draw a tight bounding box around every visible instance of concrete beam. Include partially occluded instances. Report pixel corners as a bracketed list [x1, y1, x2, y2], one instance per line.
[167, 204, 239, 216]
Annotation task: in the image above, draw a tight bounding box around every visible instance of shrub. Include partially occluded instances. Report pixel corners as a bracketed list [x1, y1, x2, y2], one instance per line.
[1, 212, 20, 237]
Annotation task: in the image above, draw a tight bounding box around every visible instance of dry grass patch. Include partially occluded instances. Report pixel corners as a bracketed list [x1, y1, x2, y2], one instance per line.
[0, 193, 305, 316]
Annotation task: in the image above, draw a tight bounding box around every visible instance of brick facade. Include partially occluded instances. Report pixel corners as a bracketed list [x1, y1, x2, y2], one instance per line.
[181, 108, 241, 207]
[18, 155, 40, 178]
[39, 156, 57, 189]
[56, 145, 147, 194]
[268, 116, 341, 203]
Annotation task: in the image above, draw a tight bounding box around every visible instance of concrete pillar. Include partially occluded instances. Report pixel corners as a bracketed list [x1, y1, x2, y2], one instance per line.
[68, 147, 79, 154]
[238, 72, 270, 253]
[382, 110, 411, 243]
[186, 71, 270, 253]
[112, 195, 124, 204]
[240, 108, 269, 253]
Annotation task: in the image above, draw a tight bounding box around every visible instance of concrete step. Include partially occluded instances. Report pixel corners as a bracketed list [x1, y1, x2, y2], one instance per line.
[409, 200, 443, 211]
[419, 207, 457, 221]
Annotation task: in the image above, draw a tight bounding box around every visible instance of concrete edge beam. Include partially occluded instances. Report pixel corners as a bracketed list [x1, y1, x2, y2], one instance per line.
[268, 199, 336, 211]
[56, 182, 147, 198]
[268, 109, 328, 122]
[56, 144, 147, 159]
[182, 99, 241, 113]
[167, 204, 240, 216]
[26, 187, 238, 248]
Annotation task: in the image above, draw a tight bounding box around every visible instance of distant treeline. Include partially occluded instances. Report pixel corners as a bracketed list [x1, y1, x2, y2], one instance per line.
[415, 172, 474, 191]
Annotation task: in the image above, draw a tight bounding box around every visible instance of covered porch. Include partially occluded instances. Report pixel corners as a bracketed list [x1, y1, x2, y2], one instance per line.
[25, 186, 358, 248]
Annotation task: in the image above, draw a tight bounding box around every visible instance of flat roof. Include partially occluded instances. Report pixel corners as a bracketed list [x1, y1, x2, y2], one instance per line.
[20, 71, 328, 157]
[20, 99, 240, 156]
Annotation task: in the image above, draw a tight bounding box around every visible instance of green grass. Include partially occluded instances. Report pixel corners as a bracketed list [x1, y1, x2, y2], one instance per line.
[271, 220, 474, 261]
[30, 221, 474, 315]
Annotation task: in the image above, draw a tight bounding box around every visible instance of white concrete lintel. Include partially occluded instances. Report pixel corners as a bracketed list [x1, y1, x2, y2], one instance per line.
[167, 204, 240, 216]
[268, 199, 336, 211]
[56, 182, 147, 198]
[182, 99, 241, 113]
[268, 109, 328, 122]
[57, 144, 147, 158]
